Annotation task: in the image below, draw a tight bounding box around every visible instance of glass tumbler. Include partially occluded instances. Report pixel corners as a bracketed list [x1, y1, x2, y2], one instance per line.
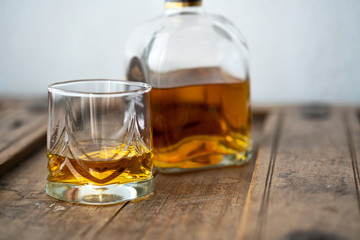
[46, 79, 153, 205]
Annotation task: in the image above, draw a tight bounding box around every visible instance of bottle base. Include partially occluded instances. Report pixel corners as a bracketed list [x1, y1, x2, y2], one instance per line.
[46, 178, 154, 205]
[156, 149, 253, 174]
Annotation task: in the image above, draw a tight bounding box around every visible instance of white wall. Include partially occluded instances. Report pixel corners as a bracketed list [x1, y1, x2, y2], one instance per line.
[1, 0, 360, 104]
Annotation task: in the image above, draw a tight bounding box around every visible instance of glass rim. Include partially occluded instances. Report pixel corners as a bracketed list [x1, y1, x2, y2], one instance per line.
[48, 79, 152, 97]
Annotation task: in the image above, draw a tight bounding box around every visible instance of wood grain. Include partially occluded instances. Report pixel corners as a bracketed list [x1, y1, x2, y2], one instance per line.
[94, 114, 265, 240]
[0, 98, 47, 176]
[238, 107, 360, 240]
[1, 100, 359, 240]
[0, 100, 265, 240]
[0, 146, 126, 240]
[346, 108, 360, 211]
[237, 111, 282, 240]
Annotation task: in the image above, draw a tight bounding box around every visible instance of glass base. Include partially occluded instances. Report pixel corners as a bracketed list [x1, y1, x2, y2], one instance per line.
[156, 149, 253, 174]
[46, 178, 154, 205]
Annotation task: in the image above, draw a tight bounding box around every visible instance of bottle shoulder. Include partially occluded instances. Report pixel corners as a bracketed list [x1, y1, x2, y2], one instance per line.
[208, 13, 248, 48]
[125, 11, 250, 86]
[126, 12, 248, 51]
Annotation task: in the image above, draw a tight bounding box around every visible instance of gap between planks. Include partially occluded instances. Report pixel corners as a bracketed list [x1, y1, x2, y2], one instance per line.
[255, 112, 283, 240]
[238, 107, 360, 240]
[344, 110, 360, 212]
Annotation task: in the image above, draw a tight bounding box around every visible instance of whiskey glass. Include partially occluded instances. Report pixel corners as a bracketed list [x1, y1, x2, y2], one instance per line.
[46, 79, 153, 205]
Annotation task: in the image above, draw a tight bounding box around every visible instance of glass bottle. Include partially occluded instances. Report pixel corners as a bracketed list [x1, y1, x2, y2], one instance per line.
[125, 0, 251, 173]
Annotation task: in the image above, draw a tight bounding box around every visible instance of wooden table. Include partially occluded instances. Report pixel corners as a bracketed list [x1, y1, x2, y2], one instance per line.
[0, 99, 359, 240]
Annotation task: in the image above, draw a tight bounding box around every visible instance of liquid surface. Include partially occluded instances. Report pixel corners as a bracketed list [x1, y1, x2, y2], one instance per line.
[47, 142, 153, 186]
[150, 81, 251, 169]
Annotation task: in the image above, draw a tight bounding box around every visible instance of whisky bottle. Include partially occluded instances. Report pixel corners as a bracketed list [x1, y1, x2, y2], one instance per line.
[125, 0, 251, 173]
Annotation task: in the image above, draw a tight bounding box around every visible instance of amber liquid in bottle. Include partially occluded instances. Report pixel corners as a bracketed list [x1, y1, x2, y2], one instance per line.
[150, 68, 251, 170]
[47, 141, 153, 186]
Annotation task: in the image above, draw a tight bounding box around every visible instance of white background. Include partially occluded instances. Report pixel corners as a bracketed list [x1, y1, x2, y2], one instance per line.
[1, 0, 360, 104]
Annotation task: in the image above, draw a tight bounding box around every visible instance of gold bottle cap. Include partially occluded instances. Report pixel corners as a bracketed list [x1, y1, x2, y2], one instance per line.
[165, 0, 202, 9]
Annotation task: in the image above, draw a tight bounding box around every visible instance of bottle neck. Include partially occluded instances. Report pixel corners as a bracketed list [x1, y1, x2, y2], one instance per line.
[165, 0, 203, 14]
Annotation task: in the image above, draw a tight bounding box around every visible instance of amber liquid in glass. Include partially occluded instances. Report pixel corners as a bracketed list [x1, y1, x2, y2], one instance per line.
[150, 72, 251, 170]
[47, 142, 153, 186]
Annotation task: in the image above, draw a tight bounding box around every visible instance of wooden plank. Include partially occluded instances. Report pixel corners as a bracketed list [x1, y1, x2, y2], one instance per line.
[238, 107, 360, 240]
[0, 100, 266, 240]
[97, 165, 255, 239]
[3, 99, 359, 239]
[0, 98, 46, 118]
[346, 108, 360, 211]
[0, 146, 126, 240]
[95, 114, 266, 240]
[237, 111, 281, 240]
[0, 99, 266, 240]
[0, 98, 47, 176]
